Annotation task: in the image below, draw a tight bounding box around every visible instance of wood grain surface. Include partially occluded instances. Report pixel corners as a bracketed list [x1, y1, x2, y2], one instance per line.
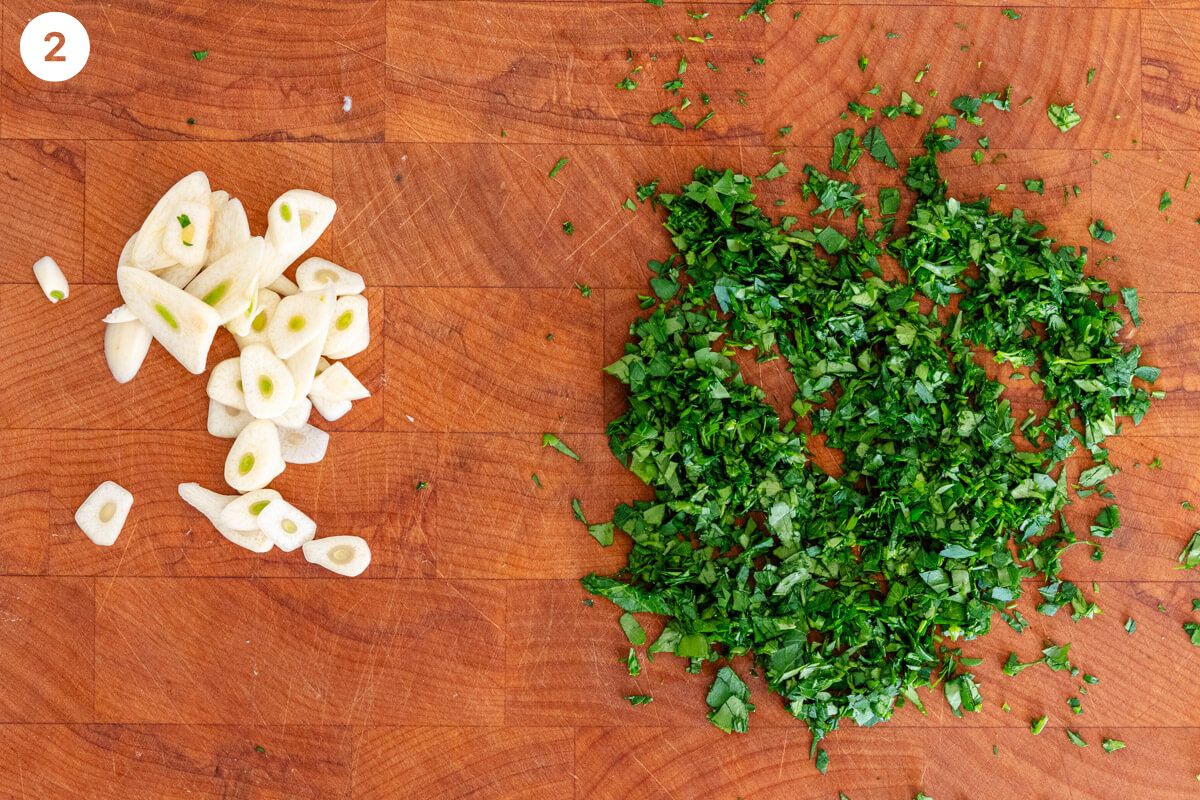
[0, 1, 1198, 798]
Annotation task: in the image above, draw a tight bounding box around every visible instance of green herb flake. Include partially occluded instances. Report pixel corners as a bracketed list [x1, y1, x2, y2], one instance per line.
[1087, 67, 1096, 85]
[758, 162, 789, 181]
[1160, 191, 1173, 212]
[1031, 716, 1048, 735]
[1066, 729, 1088, 748]
[1102, 738, 1126, 753]
[548, 157, 570, 179]
[1024, 178, 1045, 195]
[562, 221, 575, 235]
[1002, 8, 1020, 20]
[650, 109, 685, 129]
[1089, 219, 1116, 243]
[1048, 103, 1082, 132]
[542, 433, 580, 461]
[816, 34, 839, 44]
[706, 666, 754, 733]
[192, 50, 209, 61]
[619, 612, 647, 645]
[626, 694, 653, 705]
[858, 55, 868, 72]
[627, 648, 641, 675]
[1124, 617, 1137, 634]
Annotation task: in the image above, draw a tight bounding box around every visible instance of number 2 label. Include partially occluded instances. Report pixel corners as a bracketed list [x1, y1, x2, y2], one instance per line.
[44, 32, 66, 62]
[20, 12, 89, 82]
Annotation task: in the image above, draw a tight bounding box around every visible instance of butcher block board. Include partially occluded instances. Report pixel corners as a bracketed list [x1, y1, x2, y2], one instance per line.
[1, 1, 1199, 798]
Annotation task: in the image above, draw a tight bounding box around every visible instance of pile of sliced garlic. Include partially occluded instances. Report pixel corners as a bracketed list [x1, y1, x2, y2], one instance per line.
[89, 171, 372, 577]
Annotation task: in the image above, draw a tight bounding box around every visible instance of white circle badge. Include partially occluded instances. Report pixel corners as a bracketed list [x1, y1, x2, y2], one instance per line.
[20, 12, 90, 82]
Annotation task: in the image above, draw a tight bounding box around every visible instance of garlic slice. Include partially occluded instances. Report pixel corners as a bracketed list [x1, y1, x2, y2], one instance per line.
[285, 330, 325, 401]
[311, 361, 370, 401]
[279, 423, 329, 465]
[262, 189, 337, 285]
[267, 287, 334, 358]
[322, 294, 370, 360]
[258, 498, 316, 552]
[156, 261, 204, 289]
[162, 199, 212, 270]
[310, 391, 352, 422]
[240, 344, 296, 420]
[208, 192, 251, 264]
[74, 480, 133, 546]
[206, 398, 253, 438]
[104, 316, 153, 384]
[267, 273, 300, 297]
[103, 305, 138, 324]
[224, 419, 286, 492]
[272, 396, 312, 430]
[117, 266, 220, 375]
[231, 289, 280, 350]
[219, 488, 282, 532]
[184, 237, 265, 325]
[296, 257, 364, 296]
[131, 171, 212, 271]
[33, 256, 69, 303]
[206, 357, 246, 411]
[302, 535, 370, 577]
[178, 482, 273, 553]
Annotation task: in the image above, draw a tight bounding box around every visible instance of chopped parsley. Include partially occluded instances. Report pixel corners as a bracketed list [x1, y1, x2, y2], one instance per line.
[191, 50, 209, 61]
[1024, 178, 1044, 195]
[562, 221, 575, 235]
[1002, 8, 1020, 20]
[1047, 103, 1082, 132]
[548, 157, 570, 179]
[542, 433, 580, 461]
[816, 34, 839, 44]
[650, 109, 685, 129]
[1089, 219, 1116, 243]
[1160, 191, 1172, 212]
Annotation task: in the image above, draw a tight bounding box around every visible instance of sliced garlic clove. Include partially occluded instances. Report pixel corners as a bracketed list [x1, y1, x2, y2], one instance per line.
[224, 419, 285, 492]
[272, 396, 312, 430]
[163, 199, 212, 269]
[131, 171, 212, 271]
[206, 357, 246, 411]
[117, 266, 220, 375]
[103, 305, 138, 324]
[267, 273, 300, 297]
[208, 193, 251, 265]
[156, 261, 203, 289]
[296, 257, 365, 296]
[118, 233, 138, 269]
[279, 422, 329, 465]
[178, 482, 273, 553]
[184, 236, 265, 325]
[33, 256, 69, 303]
[74, 480, 133, 547]
[309, 392, 352, 422]
[240, 343, 296, 420]
[285, 330, 325, 401]
[322, 294, 370, 360]
[257, 498, 316, 552]
[311, 361, 371, 401]
[261, 190, 337, 285]
[231, 289, 280, 350]
[206, 398, 253, 438]
[267, 288, 334, 359]
[302, 535, 370, 577]
[104, 317, 153, 384]
[219, 488, 282, 532]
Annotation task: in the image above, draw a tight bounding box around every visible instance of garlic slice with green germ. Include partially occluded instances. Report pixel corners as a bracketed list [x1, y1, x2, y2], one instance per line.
[267, 273, 300, 297]
[163, 200, 212, 269]
[208, 192, 251, 264]
[74, 480, 133, 546]
[224, 419, 286, 492]
[219, 488, 282, 532]
[240, 343, 296, 420]
[279, 423, 329, 465]
[207, 398, 253, 439]
[323, 294, 370, 360]
[231, 289, 280, 350]
[258, 498, 316, 552]
[206, 357, 246, 411]
[267, 287, 334, 358]
[131, 171, 212, 271]
[302, 535, 370, 577]
[272, 396, 312, 430]
[296, 257, 365, 296]
[117, 266, 220, 375]
[104, 315, 153, 384]
[184, 236, 265, 325]
[178, 482, 273, 553]
[33, 256, 69, 303]
[262, 189, 337, 285]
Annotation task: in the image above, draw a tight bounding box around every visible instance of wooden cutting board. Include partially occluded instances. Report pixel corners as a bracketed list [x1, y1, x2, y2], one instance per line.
[1, 1, 1197, 797]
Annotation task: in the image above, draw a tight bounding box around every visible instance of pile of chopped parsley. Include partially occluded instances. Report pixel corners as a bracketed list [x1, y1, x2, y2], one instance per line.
[582, 117, 1157, 746]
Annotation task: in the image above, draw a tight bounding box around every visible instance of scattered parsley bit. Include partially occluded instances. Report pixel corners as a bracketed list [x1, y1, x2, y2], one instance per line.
[562, 221, 575, 235]
[738, 0, 775, 22]
[886, 31, 900, 39]
[548, 157, 570, 179]
[1067, 697, 1083, 715]
[623, 198, 638, 212]
[1102, 738, 1126, 753]
[1160, 191, 1172, 212]
[1024, 178, 1045, 195]
[758, 162, 789, 181]
[815, 748, 830, 774]
[619, 612, 647, 645]
[706, 666, 754, 733]
[858, 55, 868, 71]
[1066, 729, 1088, 747]
[1184, 622, 1200, 645]
[650, 109, 685, 129]
[192, 50, 209, 61]
[1002, 8, 1020, 20]
[1089, 219, 1116, 243]
[627, 648, 641, 675]
[1031, 716, 1048, 735]
[778, 125, 793, 137]
[1179, 532, 1200, 569]
[695, 110, 716, 129]
[542, 433, 580, 461]
[531, 473, 543, 488]
[1087, 67, 1096, 85]
[575, 282, 592, 298]
[816, 34, 838, 44]
[186, 117, 196, 126]
[616, 75, 639, 91]
[863, 126, 897, 168]
[1124, 618, 1137, 634]
[254, 744, 266, 754]
[626, 694, 653, 705]
[1047, 103, 1082, 132]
